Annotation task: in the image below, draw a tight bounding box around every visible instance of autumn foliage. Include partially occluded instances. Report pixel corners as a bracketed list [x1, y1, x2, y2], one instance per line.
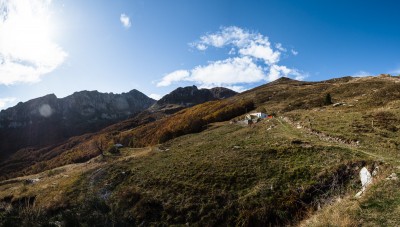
[123, 98, 255, 147]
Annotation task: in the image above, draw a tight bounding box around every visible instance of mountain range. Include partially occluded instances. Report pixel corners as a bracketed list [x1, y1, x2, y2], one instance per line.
[0, 86, 237, 179]
[0, 89, 155, 160]
[1, 75, 400, 226]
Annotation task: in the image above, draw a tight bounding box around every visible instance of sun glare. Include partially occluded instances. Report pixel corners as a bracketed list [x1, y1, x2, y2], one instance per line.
[0, 0, 66, 85]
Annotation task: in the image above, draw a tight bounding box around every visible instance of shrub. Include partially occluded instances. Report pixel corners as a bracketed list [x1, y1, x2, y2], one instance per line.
[324, 93, 333, 105]
[107, 146, 120, 155]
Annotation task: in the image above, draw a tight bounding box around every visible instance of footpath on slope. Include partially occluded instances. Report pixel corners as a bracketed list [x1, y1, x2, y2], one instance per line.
[277, 116, 391, 163]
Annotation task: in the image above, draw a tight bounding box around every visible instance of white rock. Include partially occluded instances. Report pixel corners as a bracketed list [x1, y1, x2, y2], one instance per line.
[386, 173, 398, 181]
[360, 167, 372, 191]
[355, 167, 373, 198]
[355, 190, 363, 198]
[372, 166, 379, 176]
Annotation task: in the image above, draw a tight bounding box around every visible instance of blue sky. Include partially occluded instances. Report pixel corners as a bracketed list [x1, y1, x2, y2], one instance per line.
[1, 0, 400, 109]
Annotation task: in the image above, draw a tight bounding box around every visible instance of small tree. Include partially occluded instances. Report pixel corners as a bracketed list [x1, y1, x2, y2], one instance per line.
[93, 136, 106, 156]
[324, 93, 333, 105]
[107, 145, 120, 155]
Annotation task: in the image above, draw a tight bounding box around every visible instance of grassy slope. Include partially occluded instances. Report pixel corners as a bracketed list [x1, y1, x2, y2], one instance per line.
[2, 75, 400, 225]
[0, 119, 371, 226]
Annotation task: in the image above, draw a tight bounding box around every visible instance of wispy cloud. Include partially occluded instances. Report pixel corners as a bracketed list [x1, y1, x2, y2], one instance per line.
[268, 65, 306, 81]
[149, 93, 162, 100]
[352, 71, 371, 77]
[0, 97, 17, 110]
[158, 57, 264, 91]
[191, 26, 281, 65]
[120, 13, 131, 28]
[389, 68, 400, 75]
[275, 43, 286, 52]
[0, 0, 67, 85]
[157, 70, 190, 87]
[159, 26, 306, 90]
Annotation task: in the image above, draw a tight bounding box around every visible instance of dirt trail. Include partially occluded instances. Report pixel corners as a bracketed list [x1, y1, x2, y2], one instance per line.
[0, 147, 153, 195]
[278, 117, 389, 162]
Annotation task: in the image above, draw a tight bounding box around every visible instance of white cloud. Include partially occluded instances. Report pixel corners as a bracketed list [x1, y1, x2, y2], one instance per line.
[352, 71, 371, 77]
[190, 57, 265, 87]
[192, 26, 281, 65]
[0, 97, 17, 109]
[268, 65, 307, 81]
[149, 93, 162, 100]
[196, 44, 207, 51]
[158, 57, 265, 88]
[0, 0, 67, 85]
[275, 43, 286, 52]
[199, 84, 246, 93]
[158, 26, 306, 90]
[291, 49, 298, 56]
[157, 70, 190, 87]
[239, 40, 280, 64]
[195, 26, 251, 48]
[120, 13, 131, 28]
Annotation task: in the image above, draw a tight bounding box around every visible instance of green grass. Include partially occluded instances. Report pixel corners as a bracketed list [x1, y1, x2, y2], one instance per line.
[356, 171, 400, 226]
[22, 119, 369, 226]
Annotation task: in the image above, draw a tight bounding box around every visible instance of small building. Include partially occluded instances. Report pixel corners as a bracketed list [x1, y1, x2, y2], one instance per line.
[245, 112, 268, 120]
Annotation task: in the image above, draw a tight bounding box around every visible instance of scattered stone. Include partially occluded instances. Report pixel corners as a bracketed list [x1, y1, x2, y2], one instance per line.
[372, 166, 379, 176]
[233, 146, 242, 150]
[386, 173, 398, 181]
[333, 102, 345, 107]
[355, 190, 363, 198]
[24, 178, 40, 184]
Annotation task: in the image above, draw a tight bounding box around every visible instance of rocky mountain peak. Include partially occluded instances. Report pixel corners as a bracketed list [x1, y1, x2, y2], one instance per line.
[0, 89, 155, 160]
[150, 85, 237, 112]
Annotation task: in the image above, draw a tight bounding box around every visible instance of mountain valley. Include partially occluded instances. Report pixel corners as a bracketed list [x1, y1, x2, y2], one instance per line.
[1, 75, 400, 226]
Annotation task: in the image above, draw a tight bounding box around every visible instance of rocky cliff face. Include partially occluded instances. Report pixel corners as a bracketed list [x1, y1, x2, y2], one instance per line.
[0, 90, 155, 159]
[150, 85, 237, 112]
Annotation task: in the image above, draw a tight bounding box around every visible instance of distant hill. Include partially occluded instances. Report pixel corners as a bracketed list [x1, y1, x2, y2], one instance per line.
[150, 85, 237, 113]
[0, 90, 155, 160]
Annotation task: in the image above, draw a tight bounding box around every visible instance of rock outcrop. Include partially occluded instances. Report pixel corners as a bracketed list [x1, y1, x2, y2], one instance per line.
[150, 85, 237, 113]
[0, 90, 155, 160]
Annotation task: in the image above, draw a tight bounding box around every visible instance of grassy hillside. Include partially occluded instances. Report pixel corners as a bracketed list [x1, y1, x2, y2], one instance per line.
[0, 119, 372, 226]
[2, 75, 400, 225]
[0, 98, 254, 180]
